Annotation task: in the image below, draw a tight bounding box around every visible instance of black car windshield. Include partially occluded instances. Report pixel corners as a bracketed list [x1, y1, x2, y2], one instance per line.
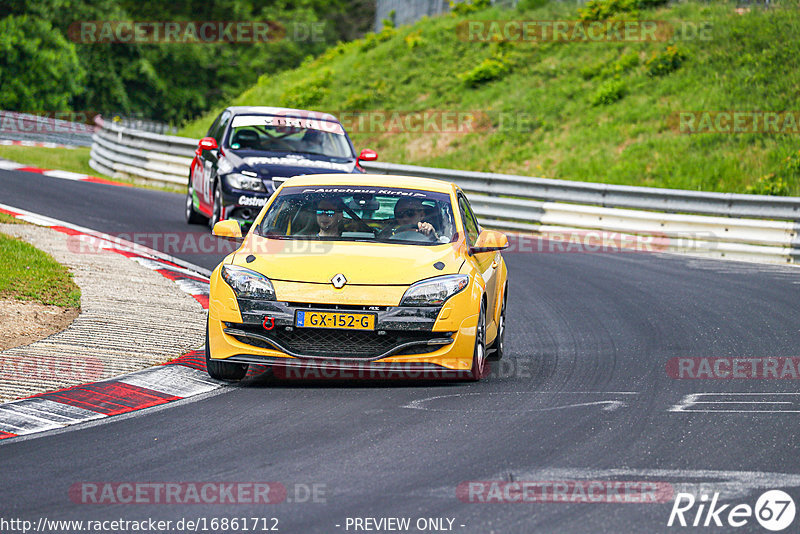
[256, 186, 457, 245]
[226, 114, 353, 159]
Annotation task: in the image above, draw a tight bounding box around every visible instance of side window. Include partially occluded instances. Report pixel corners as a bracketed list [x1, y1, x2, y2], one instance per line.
[458, 194, 480, 245]
[214, 111, 231, 145]
[206, 113, 221, 138]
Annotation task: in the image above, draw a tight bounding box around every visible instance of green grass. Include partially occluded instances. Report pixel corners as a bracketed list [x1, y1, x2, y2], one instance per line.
[0, 232, 81, 308]
[0, 145, 102, 177]
[181, 0, 800, 195]
[0, 145, 181, 193]
[0, 213, 26, 224]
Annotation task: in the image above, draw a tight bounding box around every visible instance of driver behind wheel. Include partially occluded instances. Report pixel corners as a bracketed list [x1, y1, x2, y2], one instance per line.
[392, 198, 436, 237]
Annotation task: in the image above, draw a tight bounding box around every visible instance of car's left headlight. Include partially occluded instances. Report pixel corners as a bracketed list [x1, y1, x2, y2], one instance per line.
[221, 265, 275, 300]
[224, 173, 266, 192]
[399, 274, 469, 307]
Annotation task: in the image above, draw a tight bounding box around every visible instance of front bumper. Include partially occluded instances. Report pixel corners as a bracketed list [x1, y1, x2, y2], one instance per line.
[222, 192, 270, 225]
[208, 300, 478, 372]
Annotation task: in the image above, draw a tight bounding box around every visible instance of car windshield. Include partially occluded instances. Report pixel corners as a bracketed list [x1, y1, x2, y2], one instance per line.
[226, 114, 353, 159]
[256, 186, 457, 245]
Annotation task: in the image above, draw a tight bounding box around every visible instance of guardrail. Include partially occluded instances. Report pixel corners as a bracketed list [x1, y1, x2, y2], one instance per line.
[89, 118, 800, 265]
[0, 111, 96, 147]
[89, 118, 195, 185]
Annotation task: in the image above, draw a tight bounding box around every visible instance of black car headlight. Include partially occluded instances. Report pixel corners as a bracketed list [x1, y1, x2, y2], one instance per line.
[224, 173, 266, 192]
[221, 265, 275, 300]
[399, 275, 469, 307]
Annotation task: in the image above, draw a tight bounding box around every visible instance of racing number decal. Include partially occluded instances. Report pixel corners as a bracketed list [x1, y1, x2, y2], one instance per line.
[203, 160, 214, 203]
[193, 158, 206, 202]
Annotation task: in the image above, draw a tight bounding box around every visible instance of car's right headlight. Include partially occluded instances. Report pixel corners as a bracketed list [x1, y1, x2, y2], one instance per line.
[224, 173, 266, 192]
[399, 274, 469, 307]
[221, 265, 275, 300]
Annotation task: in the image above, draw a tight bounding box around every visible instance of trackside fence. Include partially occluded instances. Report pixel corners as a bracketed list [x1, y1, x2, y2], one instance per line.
[89, 118, 800, 265]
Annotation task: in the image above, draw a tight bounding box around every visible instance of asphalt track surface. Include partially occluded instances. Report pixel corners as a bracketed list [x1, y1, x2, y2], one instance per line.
[1, 168, 800, 533]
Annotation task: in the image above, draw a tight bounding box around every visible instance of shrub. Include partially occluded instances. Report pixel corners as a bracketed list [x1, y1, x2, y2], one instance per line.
[451, 0, 491, 16]
[591, 79, 627, 105]
[382, 10, 396, 29]
[578, 0, 669, 21]
[581, 64, 603, 80]
[405, 30, 425, 49]
[592, 51, 640, 79]
[782, 149, 800, 176]
[745, 150, 800, 195]
[359, 26, 397, 52]
[459, 57, 511, 87]
[745, 173, 789, 196]
[578, 0, 639, 21]
[615, 51, 641, 72]
[645, 45, 688, 76]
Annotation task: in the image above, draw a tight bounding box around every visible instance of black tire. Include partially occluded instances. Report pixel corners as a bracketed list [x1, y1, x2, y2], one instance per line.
[185, 179, 208, 225]
[205, 318, 248, 381]
[467, 301, 487, 382]
[209, 180, 223, 230]
[488, 285, 507, 361]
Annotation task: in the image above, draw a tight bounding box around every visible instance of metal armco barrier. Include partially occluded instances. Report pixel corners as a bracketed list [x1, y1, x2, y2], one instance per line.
[0, 111, 96, 147]
[89, 118, 195, 186]
[89, 118, 800, 265]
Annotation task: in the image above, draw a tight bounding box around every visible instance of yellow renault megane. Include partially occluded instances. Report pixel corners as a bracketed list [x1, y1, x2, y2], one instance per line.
[206, 174, 508, 381]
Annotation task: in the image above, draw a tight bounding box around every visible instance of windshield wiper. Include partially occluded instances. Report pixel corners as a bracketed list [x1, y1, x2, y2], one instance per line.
[291, 150, 324, 156]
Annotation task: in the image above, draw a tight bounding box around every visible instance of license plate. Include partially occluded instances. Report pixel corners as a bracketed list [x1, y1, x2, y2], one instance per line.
[295, 310, 376, 331]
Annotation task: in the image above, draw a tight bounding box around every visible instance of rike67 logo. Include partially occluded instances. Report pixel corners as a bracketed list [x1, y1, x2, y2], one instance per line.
[668, 490, 796, 531]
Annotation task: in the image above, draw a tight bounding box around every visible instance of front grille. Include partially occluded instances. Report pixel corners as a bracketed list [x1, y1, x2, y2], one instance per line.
[287, 302, 389, 312]
[227, 323, 451, 359]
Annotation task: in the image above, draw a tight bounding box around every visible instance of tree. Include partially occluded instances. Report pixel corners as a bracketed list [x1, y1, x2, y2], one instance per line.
[0, 15, 85, 112]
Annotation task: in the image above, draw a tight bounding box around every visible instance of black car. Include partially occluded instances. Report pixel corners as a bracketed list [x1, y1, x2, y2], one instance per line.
[185, 106, 377, 229]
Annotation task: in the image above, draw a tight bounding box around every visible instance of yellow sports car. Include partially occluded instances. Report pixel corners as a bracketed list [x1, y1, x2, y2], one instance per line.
[206, 173, 508, 381]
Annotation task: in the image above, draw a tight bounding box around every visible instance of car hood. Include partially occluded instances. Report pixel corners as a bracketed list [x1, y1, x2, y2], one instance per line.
[225, 149, 356, 177]
[232, 239, 463, 286]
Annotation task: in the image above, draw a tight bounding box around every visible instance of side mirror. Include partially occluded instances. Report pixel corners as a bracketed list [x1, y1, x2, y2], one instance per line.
[197, 136, 218, 155]
[470, 230, 508, 254]
[212, 220, 243, 241]
[358, 148, 378, 163]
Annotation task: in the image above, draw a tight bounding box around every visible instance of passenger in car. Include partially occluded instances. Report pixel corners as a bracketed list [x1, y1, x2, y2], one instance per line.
[316, 197, 345, 237]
